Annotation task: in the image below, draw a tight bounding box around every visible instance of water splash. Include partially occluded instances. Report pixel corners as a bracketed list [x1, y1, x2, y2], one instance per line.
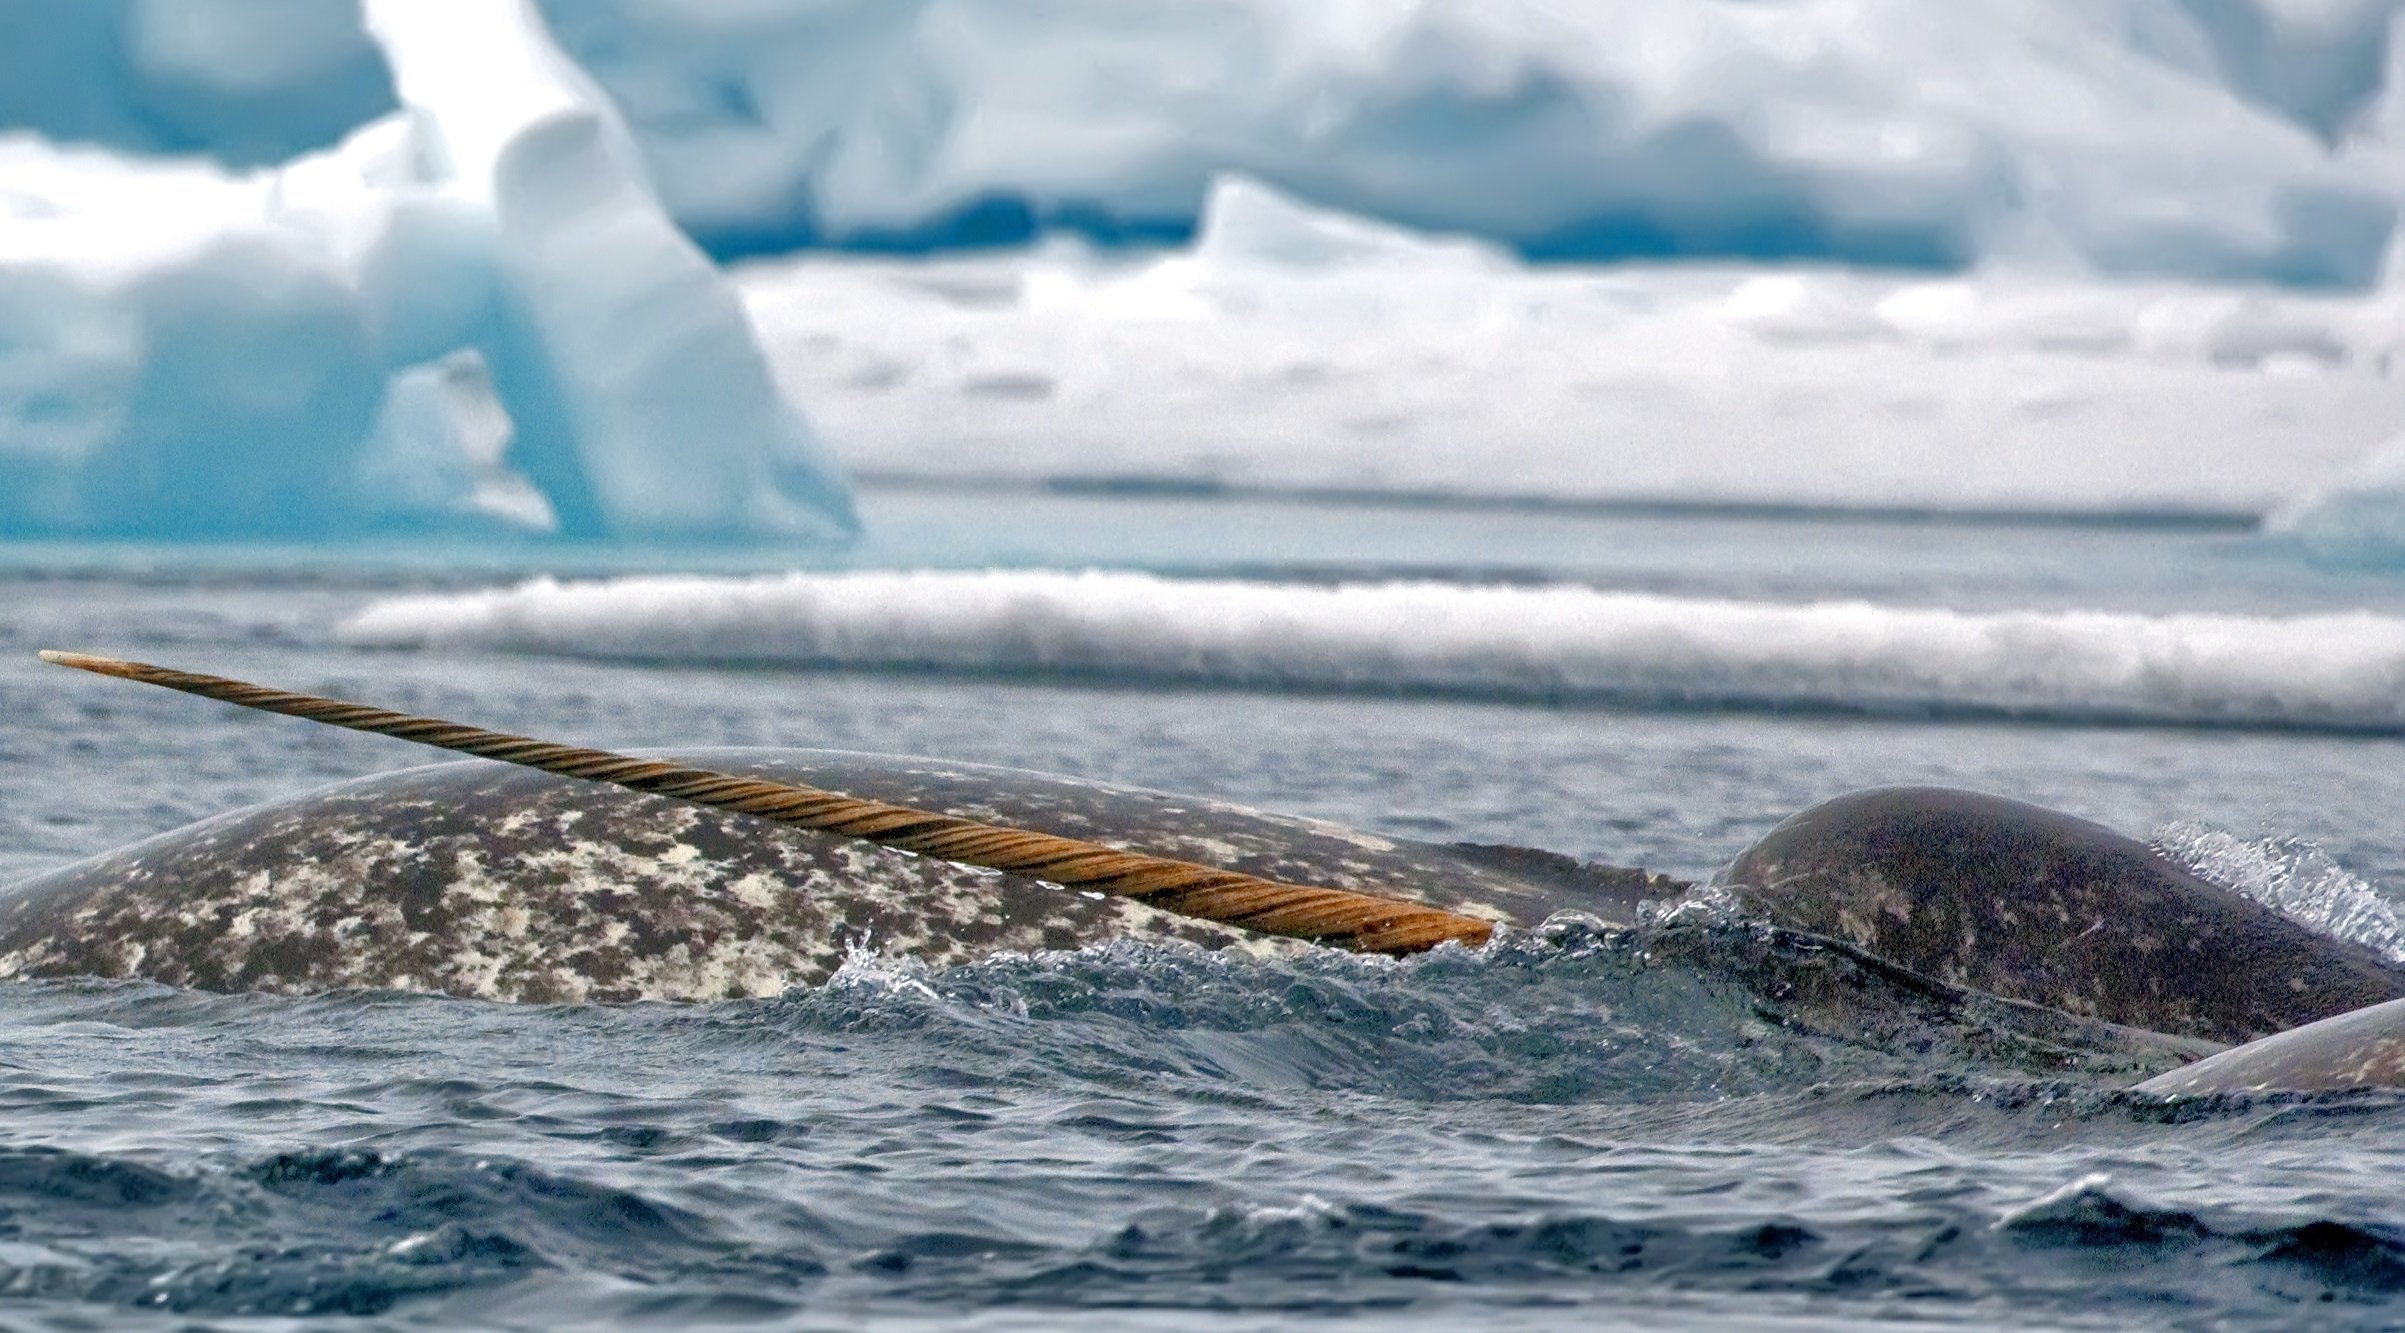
[2155, 822, 2405, 965]
[826, 936, 946, 1002]
[1635, 881, 1745, 928]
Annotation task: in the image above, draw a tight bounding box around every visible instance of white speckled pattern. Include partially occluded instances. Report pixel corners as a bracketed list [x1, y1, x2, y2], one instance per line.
[0, 749, 1671, 1001]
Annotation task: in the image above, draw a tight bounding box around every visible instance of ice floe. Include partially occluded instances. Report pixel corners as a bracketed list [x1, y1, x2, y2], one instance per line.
[741, 177, 2405, 519]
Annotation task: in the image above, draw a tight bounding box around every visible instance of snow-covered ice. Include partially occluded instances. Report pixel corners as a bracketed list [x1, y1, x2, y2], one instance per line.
[740, 176, 2405, 520]
[0, 0, 855, 543]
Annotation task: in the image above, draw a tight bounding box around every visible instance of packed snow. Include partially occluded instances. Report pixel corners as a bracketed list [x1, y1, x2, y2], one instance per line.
[342, 568, 2405, 733]
[741, 177, 2405, 520]
[6, 0, 2402, 283]
[0, 0, 855, 543]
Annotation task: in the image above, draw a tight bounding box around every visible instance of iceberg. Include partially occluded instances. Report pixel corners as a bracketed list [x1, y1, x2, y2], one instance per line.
[0, 0, 855, 543]
[0, 0, 393, 167]
[4, 0, 2398, 285]
[2266, 433, 2405, 563]
[8, 2, 2404, 532]
[571, 0, 2401, 285]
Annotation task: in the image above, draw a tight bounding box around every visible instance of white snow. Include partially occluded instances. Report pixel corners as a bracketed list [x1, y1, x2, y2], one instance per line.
[342, 568, 2405, 733]
[0, 0, 855, 543]
[740, 176, 2405, 519]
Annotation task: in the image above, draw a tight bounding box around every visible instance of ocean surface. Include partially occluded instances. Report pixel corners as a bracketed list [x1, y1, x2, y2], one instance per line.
[2, 485, 2405, 1328]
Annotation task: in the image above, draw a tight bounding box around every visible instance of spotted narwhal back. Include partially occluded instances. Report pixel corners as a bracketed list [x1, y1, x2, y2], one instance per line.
[1716, 786, 2405, 1044]
[0, 748, 1675, 1002]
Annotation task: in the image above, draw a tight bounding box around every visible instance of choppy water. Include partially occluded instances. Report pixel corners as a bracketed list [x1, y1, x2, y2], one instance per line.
[3, 489, 2405, 1328]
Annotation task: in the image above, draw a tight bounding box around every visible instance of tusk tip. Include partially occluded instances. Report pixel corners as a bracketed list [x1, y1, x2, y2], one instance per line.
[39, 650, 128, 674]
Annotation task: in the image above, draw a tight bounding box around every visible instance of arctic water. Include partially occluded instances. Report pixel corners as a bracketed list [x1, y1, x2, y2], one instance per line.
[3, 488, 2405, 1329]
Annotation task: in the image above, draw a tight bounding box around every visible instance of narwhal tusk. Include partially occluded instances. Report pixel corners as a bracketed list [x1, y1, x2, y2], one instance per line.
[36, 650, 1497, 956]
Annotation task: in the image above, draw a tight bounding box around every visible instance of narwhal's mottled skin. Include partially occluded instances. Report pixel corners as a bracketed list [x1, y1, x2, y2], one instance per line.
[0, 748, 1678, 1003]
[1714, 786, 2405, 1046]
[8, 760, 2403, 1093]
[2134, 997, 2405, 1096]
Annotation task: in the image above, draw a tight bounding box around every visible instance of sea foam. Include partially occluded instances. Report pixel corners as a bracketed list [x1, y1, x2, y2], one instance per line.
[2156, 823, 2405, 963]
[342, 569, 2405, 732]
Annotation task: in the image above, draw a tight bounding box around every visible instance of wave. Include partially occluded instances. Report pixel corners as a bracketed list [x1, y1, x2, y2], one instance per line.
[341, 570, 2405, 733]
[2156, 824, 2405, 964]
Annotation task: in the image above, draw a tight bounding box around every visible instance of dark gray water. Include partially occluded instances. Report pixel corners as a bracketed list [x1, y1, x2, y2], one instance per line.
[3, 495, 2405, 1328]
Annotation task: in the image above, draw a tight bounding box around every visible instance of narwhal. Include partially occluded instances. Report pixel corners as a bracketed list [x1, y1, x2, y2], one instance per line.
[11, 651, 2405, 1094]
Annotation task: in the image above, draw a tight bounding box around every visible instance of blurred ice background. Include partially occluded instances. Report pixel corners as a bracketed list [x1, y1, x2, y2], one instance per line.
[5, 0, 2405, 547]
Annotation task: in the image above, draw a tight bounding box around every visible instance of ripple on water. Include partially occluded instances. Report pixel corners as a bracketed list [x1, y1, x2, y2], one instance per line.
[0, 932, 2384, 1324]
